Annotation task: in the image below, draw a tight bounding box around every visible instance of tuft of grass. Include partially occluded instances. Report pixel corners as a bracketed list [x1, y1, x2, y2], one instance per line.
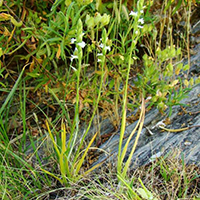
[0, 0, 200, 198]
[72, 150, 200, 200]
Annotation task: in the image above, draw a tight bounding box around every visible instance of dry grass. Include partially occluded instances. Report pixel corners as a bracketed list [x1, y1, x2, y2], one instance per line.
[40, 149, 200, 200]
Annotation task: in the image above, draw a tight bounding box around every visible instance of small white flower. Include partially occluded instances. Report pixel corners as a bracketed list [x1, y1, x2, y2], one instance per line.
[138, 18, 144, 24]
[77, 41, 86, 48]
[99, 44, 104, 48]
[99, 44, 111, 51]
[140, 10, 144, 14]
[135, 30, 139, 35]
[129, 11, 138, 16]
[99, 37, 108, 42]
[138, 25, 143, 29]
[133, 56, 137, 60]
[97, 59, 102, 62]
[105, 46, 111, 51]
[70, 55, 78, 62]
[71, 38, 76, 44]
[97, 53, 103, 56]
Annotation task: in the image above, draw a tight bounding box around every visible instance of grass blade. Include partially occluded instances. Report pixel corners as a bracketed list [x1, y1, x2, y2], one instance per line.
[75, 132, 98, 175]
[122, 97, 145, 177]
[0, 64, 29, 116]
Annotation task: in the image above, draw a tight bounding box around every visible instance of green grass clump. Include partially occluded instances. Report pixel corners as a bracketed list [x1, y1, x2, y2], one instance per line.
[0, 0, 200, 199]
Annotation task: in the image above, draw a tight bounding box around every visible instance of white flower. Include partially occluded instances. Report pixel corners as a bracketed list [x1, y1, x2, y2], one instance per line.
[77, 41, 86, 48]
[105, 46, 111, 51]
[97, 53, 103, 56]
[135, 30, 139, 35]
[129, 11, 138, 16]
[99, 44, 111, 51]
[140, 10, 144, 14]
[97, 59, 102, 62]
[99, 44, 104, 48]
[138, 25, 143, 29]
[70, 55, 78, 62]
[138, 18, 144, 24]
[71, 38, 76, 44]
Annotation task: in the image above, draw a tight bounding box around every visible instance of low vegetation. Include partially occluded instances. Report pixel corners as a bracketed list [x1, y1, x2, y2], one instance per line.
[0, 0, 200, 199]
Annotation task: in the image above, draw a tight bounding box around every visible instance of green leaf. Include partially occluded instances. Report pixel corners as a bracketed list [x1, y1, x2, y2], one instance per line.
[51, 0, 65, 12]
[138, 178, 158, 200]
[85, 14, 95, 29]
[10, 16, 23, 27]
[65, 0, 72, 6]
[172, 0, 183, 15]
[0, 13, 10, 21]
[0, 47, 3, 57]
[109, 79, 114, 89]
[164, 0, 172, 12]
[195, 76, 200, 84]
[26, 72, 40, 78]
[183, 64, 190, 71]
[137, 188, 155, 200]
